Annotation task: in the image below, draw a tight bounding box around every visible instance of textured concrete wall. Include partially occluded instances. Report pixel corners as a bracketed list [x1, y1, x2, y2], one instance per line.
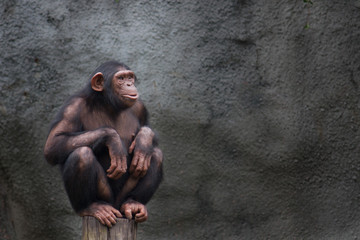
[1, 0, 360, 239]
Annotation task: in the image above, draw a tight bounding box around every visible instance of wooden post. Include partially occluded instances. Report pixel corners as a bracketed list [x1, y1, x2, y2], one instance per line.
[82, 216, 137, 240]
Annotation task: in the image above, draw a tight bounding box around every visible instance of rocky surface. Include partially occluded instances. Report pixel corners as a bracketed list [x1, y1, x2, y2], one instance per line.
[1, 0, 360, 239]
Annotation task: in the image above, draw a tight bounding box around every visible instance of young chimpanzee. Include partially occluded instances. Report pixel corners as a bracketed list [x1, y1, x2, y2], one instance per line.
[44, 61, 163, 227]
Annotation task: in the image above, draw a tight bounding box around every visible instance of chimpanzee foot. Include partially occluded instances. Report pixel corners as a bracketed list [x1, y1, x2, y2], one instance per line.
[120, 200, 148, 223]
[79, 202, 122, 227]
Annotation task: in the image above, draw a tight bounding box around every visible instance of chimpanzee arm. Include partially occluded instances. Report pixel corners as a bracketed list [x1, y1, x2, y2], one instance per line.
[128, 103, 159, 178]
[44, 98, 127, 179]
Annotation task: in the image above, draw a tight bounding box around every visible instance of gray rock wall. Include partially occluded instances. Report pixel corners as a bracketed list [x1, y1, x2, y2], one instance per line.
[1, 0, 360, 239]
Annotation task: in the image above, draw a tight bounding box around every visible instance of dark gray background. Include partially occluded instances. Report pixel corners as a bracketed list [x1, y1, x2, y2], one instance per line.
[1, 0, 360, 239]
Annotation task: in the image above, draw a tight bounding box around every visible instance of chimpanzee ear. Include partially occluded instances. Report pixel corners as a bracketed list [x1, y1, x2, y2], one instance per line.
[91, 72, 104, 92]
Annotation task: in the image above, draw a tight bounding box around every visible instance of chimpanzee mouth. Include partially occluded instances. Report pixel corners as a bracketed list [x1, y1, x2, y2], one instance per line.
[123, 94, 138, 100]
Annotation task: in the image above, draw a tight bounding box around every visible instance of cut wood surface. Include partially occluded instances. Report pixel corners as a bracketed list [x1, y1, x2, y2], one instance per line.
[82, 216, 137, 240]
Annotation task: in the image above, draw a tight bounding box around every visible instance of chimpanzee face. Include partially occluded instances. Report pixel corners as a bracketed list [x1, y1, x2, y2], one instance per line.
[111, 69, 138, 107]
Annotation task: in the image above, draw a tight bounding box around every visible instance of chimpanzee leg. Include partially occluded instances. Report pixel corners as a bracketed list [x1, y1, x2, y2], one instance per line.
[125, 147, 163, 204]
[61, 146, 112, 213]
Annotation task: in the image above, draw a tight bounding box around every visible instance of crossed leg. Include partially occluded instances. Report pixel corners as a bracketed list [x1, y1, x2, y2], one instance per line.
[62, 147, 121, 227]
[61, 146, 163, 226]
[115, 147, 164, 222]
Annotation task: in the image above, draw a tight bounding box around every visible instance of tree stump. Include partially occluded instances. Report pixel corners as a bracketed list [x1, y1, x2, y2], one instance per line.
[82, 216, 137, 240]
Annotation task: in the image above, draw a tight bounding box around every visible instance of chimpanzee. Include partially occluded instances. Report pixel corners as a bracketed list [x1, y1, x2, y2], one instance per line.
[44, 61, 163, 227]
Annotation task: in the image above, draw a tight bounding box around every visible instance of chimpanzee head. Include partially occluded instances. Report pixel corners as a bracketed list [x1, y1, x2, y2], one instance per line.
[88, 61, 138, 110]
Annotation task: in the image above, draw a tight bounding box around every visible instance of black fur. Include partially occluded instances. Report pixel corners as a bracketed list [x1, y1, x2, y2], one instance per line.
[46, 61, 163, 214]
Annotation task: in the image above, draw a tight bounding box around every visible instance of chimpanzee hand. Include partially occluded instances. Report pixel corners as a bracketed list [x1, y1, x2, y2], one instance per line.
[106, 129, 127, 180]
[129, 127, 154, 178]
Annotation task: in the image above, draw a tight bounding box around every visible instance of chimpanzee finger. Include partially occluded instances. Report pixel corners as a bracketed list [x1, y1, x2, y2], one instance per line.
[107, 168, 121, 179]
[131, 154, 143, 177]
[108, 156, 125, 178]
[106, 158, 118, 174]
[124, 209, 133, 220]
[107, 168, 117, 178]
[134, 157, 145, 178]
[110, 212, 117, 222]
[140, 166, 146, 178]
[103, 217, 113, 228]
[113, 169, 124, 180]
[121, 156, 127, 173]
[110, 164, 125, 179]
[95, 212, 108, 226]
[135, 211, 144, 218]
[135, 214, 147, 223]
[146, 155, 151, 169]
[128, 140, 136, 154]
[140, 155, 151, 177]
[109, 216, 117, 225]
[111, 208, 122, 218]
[95, 215, 105, 226]
[115, 157, 127, 178]
[107, 164, 116, 174]
[136, 154, 145, 171]
[130, 153, 139, 173]
[99, 208, 115, 227]
[135, 208, 148, 222]
[104, 211, 117, 225]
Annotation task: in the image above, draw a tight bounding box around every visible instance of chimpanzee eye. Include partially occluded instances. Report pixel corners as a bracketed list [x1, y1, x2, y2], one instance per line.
[118, 76, 124, 80]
